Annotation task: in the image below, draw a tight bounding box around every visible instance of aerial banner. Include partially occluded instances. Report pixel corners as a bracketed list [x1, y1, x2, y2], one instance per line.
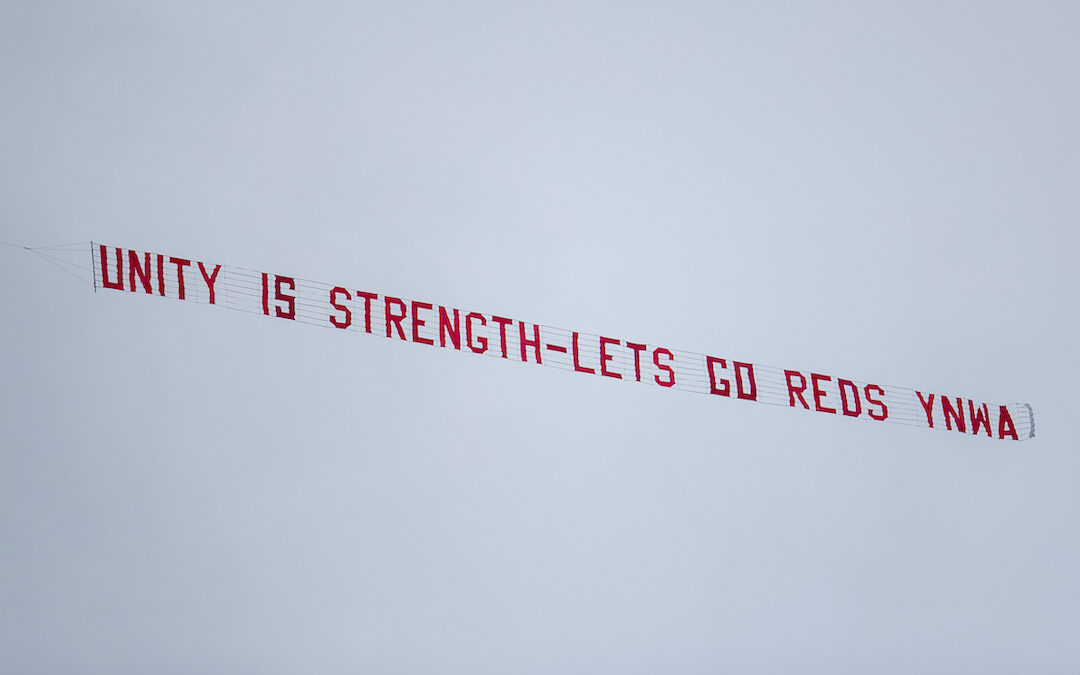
[92, 242, 1034, 441]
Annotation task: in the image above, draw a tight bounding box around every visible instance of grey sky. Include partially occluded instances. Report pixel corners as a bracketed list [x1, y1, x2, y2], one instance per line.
[2, 2, 1078, 673]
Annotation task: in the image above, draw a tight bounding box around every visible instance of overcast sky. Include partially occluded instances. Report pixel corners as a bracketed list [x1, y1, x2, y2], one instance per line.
[2, 2, 1078, 673]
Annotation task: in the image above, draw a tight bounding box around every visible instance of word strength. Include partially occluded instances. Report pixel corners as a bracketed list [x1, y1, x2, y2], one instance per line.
[94, 243, 1033, 441]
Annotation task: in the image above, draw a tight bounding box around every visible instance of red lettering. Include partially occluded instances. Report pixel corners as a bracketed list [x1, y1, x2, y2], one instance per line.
[811, 373, 835, 413]
[785, 370, 809, 409]
[128, 250, 152, 293]
[169, 257, 191, 300]
[329, 287, 352, 329]
[864, 384, 888, 420]
[599, 337, 620, 379]
[385, 296, 407, 339]
[156, 254, 165, 295]
[465, 312, 487, 354]
[734, 362, 757, 401]
[653, 348, 675, 387]
[626, 342, 647, 381]
[706, 356, 730, 396]
[439, 306, 460, 349]
[916, 391, 935, 428]
[969, 401, 992, 437]
[355, 291, 377, 333]
[274, 275, 295, 320]
[198, 262, 221, 304]
[998, 406, 1018, 440]
[520, 322, 542, 364]
[572, 332, 595, 374]
[99, 245, 124, 290]
[837, 378, 861, 417]
[942, 396, 966, 432]
[411, 301, 434, 345]
[491, 316, 513, 358]
[261, 273, 269, 315]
